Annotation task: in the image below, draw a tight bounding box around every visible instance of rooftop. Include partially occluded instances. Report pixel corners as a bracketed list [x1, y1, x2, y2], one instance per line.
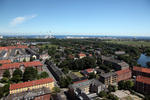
[101, 55, 129, 68]
[116, 68, 131, 75]
[0, 59, 11, 64]
[10, 78, 54, 90]
[79, 53, 86, 57]
[100, 72, 117, 78]
[133, 66, 150, 74]
[6, 87, 51, 100]
[0, 45, 28, 50]
[69, 79, 103, 89]
[0, 61, 43, 70]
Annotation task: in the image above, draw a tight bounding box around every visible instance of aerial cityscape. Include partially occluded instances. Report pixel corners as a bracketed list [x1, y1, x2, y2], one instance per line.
[0, 0, 150, 100]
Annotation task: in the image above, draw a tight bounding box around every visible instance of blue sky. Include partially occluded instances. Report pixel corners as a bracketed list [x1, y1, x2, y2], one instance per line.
[0, 0, 150, 36]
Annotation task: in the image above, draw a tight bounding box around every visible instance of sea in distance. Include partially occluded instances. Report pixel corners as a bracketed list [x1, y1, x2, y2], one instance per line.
[3, 35, 150, 40]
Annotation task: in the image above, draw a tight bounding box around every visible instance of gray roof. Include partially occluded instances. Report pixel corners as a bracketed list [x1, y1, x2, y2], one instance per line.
[6, 87, 50, 100]
[0, 50, 7, 57]
[100, 72, 117, 78]
[101, 55, 129, 69]
[90, 79, 104, 86]
[69, 79, 104, 89]
[74, 88, 90, 100]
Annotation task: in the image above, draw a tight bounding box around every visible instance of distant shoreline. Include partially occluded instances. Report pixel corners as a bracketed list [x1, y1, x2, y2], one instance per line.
[1, 35, 150, 40]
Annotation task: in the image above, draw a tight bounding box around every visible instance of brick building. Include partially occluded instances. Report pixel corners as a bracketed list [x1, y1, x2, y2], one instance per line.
[133, 66, 150, 77]
[116, 68, 132, 82]
[0, 61, 43, 77]
[135, 76, 150, 95]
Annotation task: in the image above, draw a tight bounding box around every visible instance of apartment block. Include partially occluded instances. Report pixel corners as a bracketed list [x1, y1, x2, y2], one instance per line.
[9, 78, 54, 94]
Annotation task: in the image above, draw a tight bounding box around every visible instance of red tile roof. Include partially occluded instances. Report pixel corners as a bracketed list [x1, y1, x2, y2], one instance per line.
[86, 68, 94, 73]
[133, 66, 150, 74]
[136, 75, 150, 85]
[116, 68, 131, 75]
[0, 62, 21, 70]
[0, 45, 28, 50]
[0, 60, 11, 64]
[23, 61, 43, 67]
[0, 61, 43, 70]
[10, 78, 54, 90]
[79, 53, 86, 57]
[34, 94, 51, 100]
[89, 54, 92, 57]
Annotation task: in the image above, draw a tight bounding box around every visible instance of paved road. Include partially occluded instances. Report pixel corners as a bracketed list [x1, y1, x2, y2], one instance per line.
[42, 60, 59, 87]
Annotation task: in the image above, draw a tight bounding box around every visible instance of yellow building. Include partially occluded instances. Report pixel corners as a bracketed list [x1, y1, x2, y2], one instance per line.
[9, 78, 54, 94]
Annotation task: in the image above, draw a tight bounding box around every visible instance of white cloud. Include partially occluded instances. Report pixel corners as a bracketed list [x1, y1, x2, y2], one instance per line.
[10, 14, 37, 27]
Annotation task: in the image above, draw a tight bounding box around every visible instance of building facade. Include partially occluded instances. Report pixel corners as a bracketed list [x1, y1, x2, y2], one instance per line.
[133, 66, 150, 77]
[69, 79, 105, 95]
[9, 78, 54, 94]
[99, 72, 117, 86]
[101, 55, 129, 70]
[116, 68, 132, 82]
[135, 76, 150, 95]
[6, 87, 51, 100]
[0, 61, 43, 77]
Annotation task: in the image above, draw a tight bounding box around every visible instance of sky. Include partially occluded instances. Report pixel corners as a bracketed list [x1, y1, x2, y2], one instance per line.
[0, 0, 150, 36]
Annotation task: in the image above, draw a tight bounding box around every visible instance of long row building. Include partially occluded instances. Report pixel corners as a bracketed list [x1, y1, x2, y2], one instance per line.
[6, 78, 54, 100]
[133, 66, 150, 95]
[0, 61, 43, 77]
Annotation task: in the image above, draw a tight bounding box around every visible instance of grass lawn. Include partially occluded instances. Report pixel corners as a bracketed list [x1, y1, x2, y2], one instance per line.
[105, 40, 150, 47]
[72, 72, 83, 77]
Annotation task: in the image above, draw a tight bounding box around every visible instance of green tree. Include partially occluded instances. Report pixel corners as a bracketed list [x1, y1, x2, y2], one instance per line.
[3, 70, 10, 78]
[52, 87, 60, 93]
[62, 67, 69, 74]
[13, 69, 22, 77]
[98, 91, 107, 98]
[118, 81, 125, 90]
[0, 87, 3, 98]
[107, 94, 119, 100]
[40, 72, 49, 78]
[89, 72, 96, 79]
[125, 80, 134, 90]
[2, 84, 10, 96]
[11, 75, 21, 83]
[108, 85, 117, 92]
[0, 77, 9, 83]
[23, 67, 38, 81]
[59, 76, 72, 88]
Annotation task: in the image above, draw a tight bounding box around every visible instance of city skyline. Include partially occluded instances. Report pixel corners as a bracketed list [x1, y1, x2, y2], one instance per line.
[0, 0, 150, 36]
